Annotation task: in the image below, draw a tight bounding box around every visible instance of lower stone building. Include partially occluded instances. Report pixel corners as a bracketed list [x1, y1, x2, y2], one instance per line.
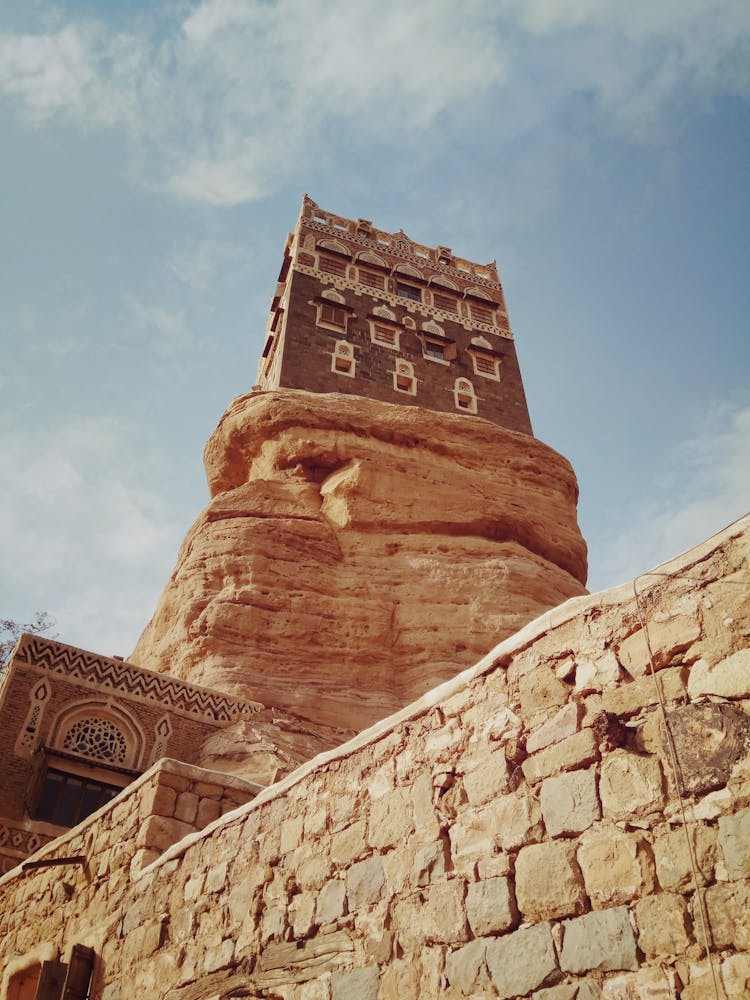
[0, 635, 263, 877]
[0, 515, 748, 999]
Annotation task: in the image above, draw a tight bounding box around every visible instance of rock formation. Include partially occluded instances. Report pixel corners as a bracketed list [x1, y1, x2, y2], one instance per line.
[132, 390, 587, 737]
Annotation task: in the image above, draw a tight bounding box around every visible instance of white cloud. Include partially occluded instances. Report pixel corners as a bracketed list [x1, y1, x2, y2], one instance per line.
[593, 403, 750, 590]
[0, 0, 748, 203]
[127, 297, 194, 356]
[0, 416, 183, 655]
[168, 238, 250, 291]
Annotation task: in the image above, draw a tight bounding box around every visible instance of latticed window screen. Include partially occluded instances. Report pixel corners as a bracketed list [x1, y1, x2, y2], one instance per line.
[318, 255, 347, 276]
[62, 717, 128, 764]
[373, 325, 398, 348]
[470, 302, 494, 324]
[433, 292, 457, 313]
[474, 354, 498, 376]
[360, 269, 385, 289]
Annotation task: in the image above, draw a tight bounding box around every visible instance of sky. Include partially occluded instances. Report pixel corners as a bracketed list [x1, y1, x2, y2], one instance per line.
[0, 0, 748, 659]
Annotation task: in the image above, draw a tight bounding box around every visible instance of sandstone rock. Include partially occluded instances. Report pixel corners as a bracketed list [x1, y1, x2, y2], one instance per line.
[485, 922, 559, 999]
[598, 667, 686, 719]
[617, 616, 701, 678]
[599, 750, 664, 821]
[410, 839, 449, 886]
[652, 822, 716, 891]
[577, 827, 655, 908]
[718, 807, 750, 879]
[346, 856, 385, 910]
[704, 879, 750, 949]
[534, 985, 603, 1000]
[489, 787, 545, 851]
[463, 750, 510, 805]
[331, 821, 367, 865]
[634, 893, 691, 957]
[515, 840, 587, 921]
[574, 651, 621, 693]
[445, 939, 488, 995]
[519, 665, 570, 720]
[522, 728, 598, 784]
[561, 907, 638, 973]
[315, 879, 346, 925]
[540, 767, 600, 837]
[331, 966, 379, 1000]
[465, 876, 518, 936]
[132, 391, 587, 738]
[527, 702, 580, 755]
[720, 952, 750, 998]
[392, 882, 468, 947]
[368, 787, 413, 849]
[687, 650, 750, 700]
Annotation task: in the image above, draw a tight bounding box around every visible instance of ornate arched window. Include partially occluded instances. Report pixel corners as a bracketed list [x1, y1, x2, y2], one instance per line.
[61, 717, 128, 765]
[331, 341, 355, 378]
[393, 360, 417, 396]
[454, 378, 478, 414]
[49, 702, 144, 770]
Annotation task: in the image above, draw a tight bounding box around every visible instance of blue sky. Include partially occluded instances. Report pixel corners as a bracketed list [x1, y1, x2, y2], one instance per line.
[1, 0, 748, 657]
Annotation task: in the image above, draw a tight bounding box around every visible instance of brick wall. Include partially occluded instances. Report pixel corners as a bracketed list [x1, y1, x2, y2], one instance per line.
[273, 272, 533, 435]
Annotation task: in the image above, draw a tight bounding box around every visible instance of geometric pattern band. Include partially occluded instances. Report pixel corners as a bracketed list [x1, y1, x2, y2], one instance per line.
[13, 634, 262, 725]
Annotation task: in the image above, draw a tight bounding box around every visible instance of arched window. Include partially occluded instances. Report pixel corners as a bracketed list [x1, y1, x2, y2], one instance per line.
[454, 378, 478, 414]
[49, 702, 144, 769]
[61, 717, 129, 765]
[393, 360, 417, 396]
[316, 288, 350, 332]
[466, 288, 496, 325]
[469, 336, 502, 381]
[332, 341, 355, 377]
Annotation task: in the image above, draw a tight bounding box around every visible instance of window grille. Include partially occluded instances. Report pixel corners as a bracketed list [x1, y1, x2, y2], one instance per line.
[360, 269, 386, 289]
[319, 255, 347, 277]
[373, 325, 398, 348]
[62, 717, 128, 764]
[470, 302, 494, 324]
[433, 292, 457, 312]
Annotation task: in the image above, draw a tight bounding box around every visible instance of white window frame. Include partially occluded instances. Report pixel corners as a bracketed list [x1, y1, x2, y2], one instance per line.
[454, 378, 478, 414]
[331, 341, 355, 378]
[393, 360, 417, 396]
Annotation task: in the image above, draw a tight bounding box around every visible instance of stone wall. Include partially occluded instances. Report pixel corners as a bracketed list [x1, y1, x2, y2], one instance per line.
[1, 517, 747, 999]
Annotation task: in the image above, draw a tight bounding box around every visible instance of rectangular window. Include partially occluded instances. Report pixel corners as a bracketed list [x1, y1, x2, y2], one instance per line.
[372, 325, 398, 348]
[424, 340, 446, 360]
[34, 768, 122, 828]
[319, 255, 347, 277]
[319, 304, 347, 329]
[360, 269, 386, 290]
[470, 302, 494, 324]
[396, 282, 421, 302]
[474, 355, 497, 375]
[433, 292, 457, 313]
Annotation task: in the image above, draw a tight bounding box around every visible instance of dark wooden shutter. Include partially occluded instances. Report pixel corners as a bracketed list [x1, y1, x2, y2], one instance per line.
[34, 961, 67, 1000]
[61, 945, 95, 1000]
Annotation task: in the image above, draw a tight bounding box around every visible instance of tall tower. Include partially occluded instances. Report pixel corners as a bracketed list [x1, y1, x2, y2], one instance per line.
[256, 196, 533, 434]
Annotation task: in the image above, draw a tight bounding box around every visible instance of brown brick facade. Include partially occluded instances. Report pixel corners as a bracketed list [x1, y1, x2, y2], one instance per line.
[0, 636, 261, 873]
[256, 197, 533, 435]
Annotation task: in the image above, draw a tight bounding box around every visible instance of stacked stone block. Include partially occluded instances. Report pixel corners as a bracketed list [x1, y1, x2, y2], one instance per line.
[0, 518, 748, 999]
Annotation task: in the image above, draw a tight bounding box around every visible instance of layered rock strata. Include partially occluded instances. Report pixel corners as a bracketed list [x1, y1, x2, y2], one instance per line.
[132, 390, 587, 735]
